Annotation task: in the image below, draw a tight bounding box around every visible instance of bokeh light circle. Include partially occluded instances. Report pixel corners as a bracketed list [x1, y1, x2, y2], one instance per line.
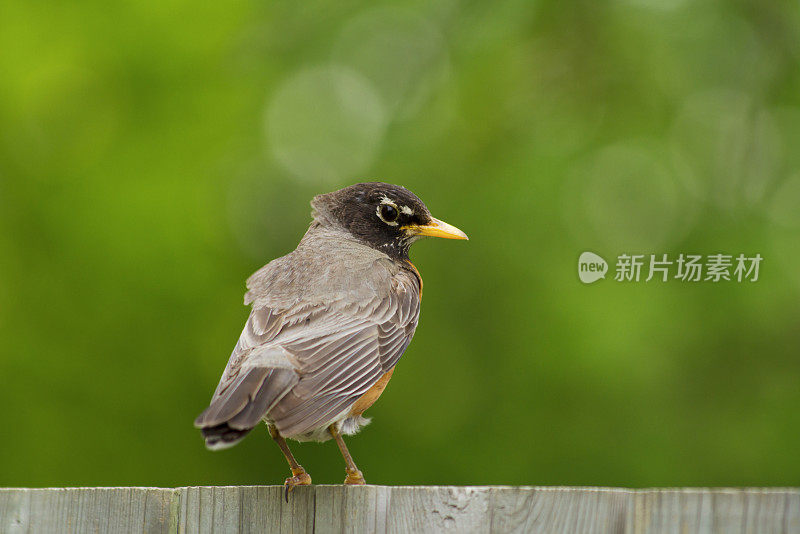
[266, 65, 387, 184]
[769, 172, 800, 229]
[767, 171, 800, 292]
[670, 89, 782, 210]
[332, 7, 448, 119]
[563, 143, 696, 252]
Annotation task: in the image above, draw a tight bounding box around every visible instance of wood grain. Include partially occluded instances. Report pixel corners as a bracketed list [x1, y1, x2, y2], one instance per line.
[1, 486, 798, 533]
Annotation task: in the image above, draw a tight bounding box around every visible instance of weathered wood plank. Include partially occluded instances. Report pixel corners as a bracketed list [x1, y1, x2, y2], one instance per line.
[384, 486, 493, 533]
[175, 485, 315, 534]
[631, 488, 800, 534]
[314, 484, 393, 533]
[1, 486, 798, 533]
[489, 487, 632, 534]
[0, 487, 175, 533]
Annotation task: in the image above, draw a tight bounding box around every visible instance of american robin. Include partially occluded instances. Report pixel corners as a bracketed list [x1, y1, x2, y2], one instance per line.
[194, 182, 467, 497]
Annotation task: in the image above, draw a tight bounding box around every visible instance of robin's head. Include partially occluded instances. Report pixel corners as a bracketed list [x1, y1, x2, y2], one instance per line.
[311, 182, 468, 259]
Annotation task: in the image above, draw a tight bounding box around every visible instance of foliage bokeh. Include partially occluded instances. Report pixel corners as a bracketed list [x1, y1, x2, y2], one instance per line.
[1, 0, 799, 488]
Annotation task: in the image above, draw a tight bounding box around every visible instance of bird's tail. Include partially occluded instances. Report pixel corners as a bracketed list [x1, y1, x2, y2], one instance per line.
[194, 366, 298, 450]
[199, 424, 254, 450]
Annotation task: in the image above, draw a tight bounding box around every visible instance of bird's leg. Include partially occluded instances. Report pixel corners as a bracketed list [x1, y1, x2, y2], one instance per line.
[268, 425, 311, 501]
[329, 424, 366, 485]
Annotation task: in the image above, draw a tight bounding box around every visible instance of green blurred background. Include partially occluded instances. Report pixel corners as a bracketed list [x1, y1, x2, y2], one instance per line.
[2, 0, 799, 489]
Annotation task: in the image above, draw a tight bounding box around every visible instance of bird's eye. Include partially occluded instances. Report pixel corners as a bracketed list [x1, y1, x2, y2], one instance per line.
[379, 203, 399, 223]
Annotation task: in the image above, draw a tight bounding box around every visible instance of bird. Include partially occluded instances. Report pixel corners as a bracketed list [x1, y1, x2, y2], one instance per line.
[194, 182, 467, 497]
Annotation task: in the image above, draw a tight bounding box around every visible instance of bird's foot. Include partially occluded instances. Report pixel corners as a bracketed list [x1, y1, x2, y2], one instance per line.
[284, 466, 312, 502]
[343, 467, 366, 485]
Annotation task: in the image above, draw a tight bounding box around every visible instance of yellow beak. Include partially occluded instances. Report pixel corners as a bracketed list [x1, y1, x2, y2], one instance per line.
[404, 217, 469, 240]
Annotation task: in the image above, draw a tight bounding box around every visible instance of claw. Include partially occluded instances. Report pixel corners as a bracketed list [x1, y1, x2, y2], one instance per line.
[283, 467, 312, 502]
[343, 467, 366, 485]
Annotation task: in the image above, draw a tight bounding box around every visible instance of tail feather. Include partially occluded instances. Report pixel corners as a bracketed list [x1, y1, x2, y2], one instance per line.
[200, 424, 254, 451]
[195, 367, 298, 450]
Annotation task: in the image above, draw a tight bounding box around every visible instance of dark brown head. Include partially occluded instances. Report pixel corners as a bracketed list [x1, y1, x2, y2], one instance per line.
[311, 182, 468, 260]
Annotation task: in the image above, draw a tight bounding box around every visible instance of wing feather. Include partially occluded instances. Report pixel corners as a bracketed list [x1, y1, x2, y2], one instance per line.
[196, 259, 421, 443]
[194, 365, 298, 438]
[269, 268, 420, 437]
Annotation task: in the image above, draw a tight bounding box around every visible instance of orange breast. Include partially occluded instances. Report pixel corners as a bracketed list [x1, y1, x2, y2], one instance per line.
[349, 368, 395, 416]
[348, 263, 420, 417]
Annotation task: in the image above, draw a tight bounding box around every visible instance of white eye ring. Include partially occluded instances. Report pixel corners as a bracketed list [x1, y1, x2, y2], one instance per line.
[376, 198, 399, 226]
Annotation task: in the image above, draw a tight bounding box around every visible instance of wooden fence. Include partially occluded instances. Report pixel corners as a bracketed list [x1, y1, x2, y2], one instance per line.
[1, 486, 798, 533]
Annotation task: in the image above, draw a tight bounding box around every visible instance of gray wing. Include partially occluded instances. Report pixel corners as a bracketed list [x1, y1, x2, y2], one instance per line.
[195, 266, 420, 443]
[270, 271, 420, 437]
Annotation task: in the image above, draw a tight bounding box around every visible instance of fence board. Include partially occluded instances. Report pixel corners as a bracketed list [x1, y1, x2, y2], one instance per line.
[1, 486, 797, 533]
